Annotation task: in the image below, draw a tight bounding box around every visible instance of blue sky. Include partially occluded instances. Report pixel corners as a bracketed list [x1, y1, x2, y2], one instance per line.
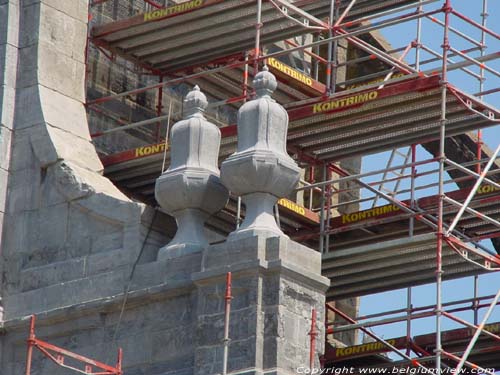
[354, 0, 500, 356]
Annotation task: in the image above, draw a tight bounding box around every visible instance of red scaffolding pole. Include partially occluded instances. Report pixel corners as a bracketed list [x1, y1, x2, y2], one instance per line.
[25, 315, 123, 375]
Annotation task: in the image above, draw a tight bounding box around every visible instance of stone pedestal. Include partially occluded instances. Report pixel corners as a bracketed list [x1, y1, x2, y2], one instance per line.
[193, 236, 330, 375]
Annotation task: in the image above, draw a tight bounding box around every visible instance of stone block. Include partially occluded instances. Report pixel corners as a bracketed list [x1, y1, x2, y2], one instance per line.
[0, 165, 9, 209]
[151, 325, 194, 362]
[24, 0, 88, 24]
[75, 188, 141, 225]
[16, 42, 86, 107]
[3, 269, 127, 317]
[90, 231, 124, 255]
[0, 43, 18, 88]
[30, 124, 103, 172]
[0, 125, 11, 172]
[0, 84, 16, 128]
[0, 1, 19, 47]
[35, 202, 69, 249]
[132, 252, 202, 289]
[203, 235, 267, 270]
[1, 211, 32, 260]
[6, 167, 40, 213]
[227, 338, 258, 372]
[117, 334, 153, 367]
[20, 257, 86, 291]
[0, 211, 4, 249]
[148, 355, 194, 375]
[18, 2, 41, 49]
[38, 3, 87, 62]
[266, 237, 322, 274]
[16, 84, 92, 141]
[7, 128, 36, 172]
[86, 247, 131, 276]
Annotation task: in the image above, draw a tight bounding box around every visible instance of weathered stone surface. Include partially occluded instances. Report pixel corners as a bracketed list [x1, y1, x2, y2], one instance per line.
[0, 1, 19, 48]
[24, 0, 88, 24]
[155, 86, 228, 259]
[17, 43, 86, 99]
[0, 160, 9, 211]
[221, 67, 300, 239]
[1, 0, 161, 325]
[0, 84, 16, 128]
[193, 236, 329, 375]
[0, 43, 18, 89]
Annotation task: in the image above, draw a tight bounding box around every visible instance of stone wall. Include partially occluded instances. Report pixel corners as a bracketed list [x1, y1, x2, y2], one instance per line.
[1, 235, 328, 375]
[0, 0, 19, 320]
[0, 0, 177, 322]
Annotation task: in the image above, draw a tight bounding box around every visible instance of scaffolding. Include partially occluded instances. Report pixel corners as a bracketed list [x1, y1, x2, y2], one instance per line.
[83, 0, 500, 372]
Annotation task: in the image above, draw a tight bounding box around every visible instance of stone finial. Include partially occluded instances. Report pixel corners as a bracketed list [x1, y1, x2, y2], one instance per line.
[253, 65, 277, 97]
[220, 67, 301, 239]
[155, 86, 229, 260]
[184, 85, 208, 116]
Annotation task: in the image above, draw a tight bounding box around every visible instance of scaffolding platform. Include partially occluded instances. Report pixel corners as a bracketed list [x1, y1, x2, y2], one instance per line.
[285, 76, 500, 161]
[322, 233, 497, 300]
[324, 321, 500, 369]
[321, 185, 500, 250]
[100, 76, 500, 181]
[91, 0, 423, 73]
[190, 58, 326, 107]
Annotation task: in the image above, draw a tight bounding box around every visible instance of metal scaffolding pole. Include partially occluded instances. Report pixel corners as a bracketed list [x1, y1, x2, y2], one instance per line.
[326, 0, 335, 93]
[454, 288, 500, 373]
[254, 0, 263, 72]
[435, 0, 452, 370]
[445, 144, 500, 236]
[222, 272, 233, 375]
[319, 164, 327, 253]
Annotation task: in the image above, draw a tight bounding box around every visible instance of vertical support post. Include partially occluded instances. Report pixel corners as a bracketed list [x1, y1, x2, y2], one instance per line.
[254, 0, 263, 73]
[455, 288, 500, 373]
[309, 309, 318, 371]
[406, 287, 412, 356]
[415, 0, 423, 71]
[476, 0, 487, 174]
[309, 166, 315, 211]
[243, 52, 249, 102]
[155, 76, 164, 142]
[117, 348, 123, 375]
[325, 0, 335, 93]
[409, 144, 417, 236]
[473, 276, 479, 325]
[330, 0, 340, 93]
[436, 0, 452, 371]
[319, 164, 327, 253]
[25, 316, 36, 375]
[446, 144, 500, 235]
[236, 197, 242, 229]
[313, 36, 320, 81]
[161, 101, 173, 173]
[222, 272, 233, 375]
[325, 168, 332, 251]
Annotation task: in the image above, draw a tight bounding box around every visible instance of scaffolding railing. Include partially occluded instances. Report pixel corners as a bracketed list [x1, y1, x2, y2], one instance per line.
[324, 284, 500, 374]
[25, 315, 123, 375]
